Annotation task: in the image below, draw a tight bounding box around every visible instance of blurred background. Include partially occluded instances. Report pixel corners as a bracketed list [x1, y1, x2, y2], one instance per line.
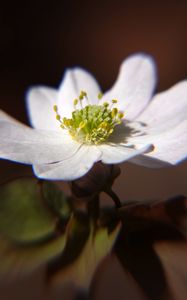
[0, 1, 187, 299]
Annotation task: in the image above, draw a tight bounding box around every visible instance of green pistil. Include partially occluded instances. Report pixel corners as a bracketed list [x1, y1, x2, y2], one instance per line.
[54, 91, 124, 145]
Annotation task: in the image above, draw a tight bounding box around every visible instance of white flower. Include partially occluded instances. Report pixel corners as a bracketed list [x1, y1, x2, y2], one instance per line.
[0, 53, 187, 180]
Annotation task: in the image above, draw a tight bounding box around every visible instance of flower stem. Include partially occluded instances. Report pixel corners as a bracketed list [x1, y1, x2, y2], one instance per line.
[75, 291, 89, 300]
[87, 195, 100, 225]
[104, 188, 122, 208]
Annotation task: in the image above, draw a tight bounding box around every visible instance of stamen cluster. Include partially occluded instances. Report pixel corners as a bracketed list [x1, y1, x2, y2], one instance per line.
[54, 91, 124, 145]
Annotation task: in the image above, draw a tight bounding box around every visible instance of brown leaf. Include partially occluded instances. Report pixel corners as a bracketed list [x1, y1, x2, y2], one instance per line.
[115, 195, 187, 300]
[154, 240, 187, 300]
[91, 254, 149, 300]
[119, 195, 187, 237]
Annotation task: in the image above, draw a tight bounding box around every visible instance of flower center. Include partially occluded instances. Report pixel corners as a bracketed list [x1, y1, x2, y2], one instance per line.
[54, 91, 124, 145]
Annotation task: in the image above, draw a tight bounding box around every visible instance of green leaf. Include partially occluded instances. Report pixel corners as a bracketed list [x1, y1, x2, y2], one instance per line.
[0, 215, 90, 277]
[0, 226, 67, 277]
[0, 179, 58, 243]
[50, 223, 121, 290]
[42, 181, 71, 220]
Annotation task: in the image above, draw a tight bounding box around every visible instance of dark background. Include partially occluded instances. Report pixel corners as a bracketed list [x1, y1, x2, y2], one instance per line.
[0, 1, 187, 299]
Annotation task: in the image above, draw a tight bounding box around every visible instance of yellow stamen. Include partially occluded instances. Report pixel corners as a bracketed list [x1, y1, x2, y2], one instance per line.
[111, 107, 118, 118]
[53, 105, 58, 112]
[54, 90, 125, 145]
[98, 92, 103, 100]
[56, 114, 61, 121]
[118, 112, 124, 119]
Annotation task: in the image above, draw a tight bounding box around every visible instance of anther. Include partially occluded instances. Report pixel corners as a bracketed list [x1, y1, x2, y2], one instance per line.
[98, 92, 103, 99]
[53, 105, 58, 112]
[54, 89, 124, 145]
[81, 91, 87, 97]
[103, 102, 109, 108]
[79, 90, 87, 100]
[56, 114, 61, 121]
[112, 108, 118, 118]
[118, 112, 124, 119]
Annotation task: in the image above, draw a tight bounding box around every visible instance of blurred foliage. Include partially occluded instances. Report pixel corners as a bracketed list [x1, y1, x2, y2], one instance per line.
[42, 181, 72, 220]
[0, 177, 187, 300]
[0, 178, 120, 289]
[0, 232, 67, 277]
[0, 179, 57, 243]
[50, 224, 121, 290]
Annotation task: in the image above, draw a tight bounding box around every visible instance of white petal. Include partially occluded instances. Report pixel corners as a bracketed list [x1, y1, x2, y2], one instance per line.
[33, 145, 102, 180]
[0, 110, 24, 125]
[26, 87, 59, 130]
[99, 143, 153, 164]
[0, 121, 80, 164]
[57, 68, 101, 118]
[129, 120, 187, 165]
[137, 80, 187, 131]
[129, 154, 170, 168]
[101, 53, 157, 120]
